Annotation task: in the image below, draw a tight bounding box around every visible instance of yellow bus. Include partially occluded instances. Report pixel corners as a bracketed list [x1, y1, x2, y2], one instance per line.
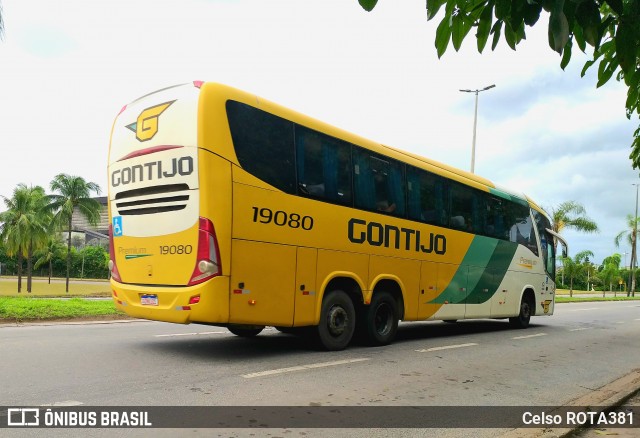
[108, 81, 568, 350]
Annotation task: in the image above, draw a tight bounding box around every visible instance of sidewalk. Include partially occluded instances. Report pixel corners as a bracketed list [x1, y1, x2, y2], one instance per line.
[500, 370, 640, 438]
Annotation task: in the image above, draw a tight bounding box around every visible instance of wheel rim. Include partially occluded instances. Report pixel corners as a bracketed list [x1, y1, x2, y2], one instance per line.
[374, 302, 393, 336]
[327, 305, 348, 337]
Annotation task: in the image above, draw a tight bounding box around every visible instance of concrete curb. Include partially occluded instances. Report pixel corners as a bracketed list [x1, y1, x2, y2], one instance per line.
[500, 369, 640, 437]
[0, 319, 145, 328]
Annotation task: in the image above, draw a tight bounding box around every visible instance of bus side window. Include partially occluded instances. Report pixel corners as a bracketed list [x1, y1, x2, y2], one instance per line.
[354, 148, 405, 217]
[450, 183, 474, 231]
[295, 126, 352, 206]
[226, 101, 296, 194]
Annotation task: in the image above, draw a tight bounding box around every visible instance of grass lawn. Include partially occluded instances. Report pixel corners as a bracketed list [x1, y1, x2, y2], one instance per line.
[0, 297, 124, 323]
[0, 276, 111, 297]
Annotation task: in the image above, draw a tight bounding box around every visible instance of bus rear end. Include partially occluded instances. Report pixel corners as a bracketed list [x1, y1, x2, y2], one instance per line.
[108, 82, 230, 324]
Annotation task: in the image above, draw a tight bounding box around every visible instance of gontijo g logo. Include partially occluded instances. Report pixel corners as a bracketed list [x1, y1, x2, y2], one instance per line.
[126, 100, 175, 142]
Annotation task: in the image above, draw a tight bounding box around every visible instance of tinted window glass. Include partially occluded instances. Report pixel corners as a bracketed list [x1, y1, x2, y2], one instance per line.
[507, 203, 538, 254]
[407, 166, 450, 226]
[533, 210, 555, 278]
[353, 148, 405, 217]
[295, 126, 352, 206]
[450, 183, 475, 231]
[226, 101, 295, 194]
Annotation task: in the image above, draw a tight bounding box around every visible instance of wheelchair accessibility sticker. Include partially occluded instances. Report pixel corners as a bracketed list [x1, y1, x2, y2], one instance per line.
[112, 216, 123, 237]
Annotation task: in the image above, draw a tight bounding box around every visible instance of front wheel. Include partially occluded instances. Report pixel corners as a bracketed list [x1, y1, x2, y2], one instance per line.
[316, 290, 355, 351]
[509, 297, 532, 329]
[228, 325, 265, 337]
[359, 291, 399, 346]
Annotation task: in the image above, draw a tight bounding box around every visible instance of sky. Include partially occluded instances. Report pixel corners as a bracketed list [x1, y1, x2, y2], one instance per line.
[0, 0, 637, 266]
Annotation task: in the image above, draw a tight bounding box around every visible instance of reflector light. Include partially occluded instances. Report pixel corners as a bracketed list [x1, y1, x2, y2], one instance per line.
[189, 295, 201, 305]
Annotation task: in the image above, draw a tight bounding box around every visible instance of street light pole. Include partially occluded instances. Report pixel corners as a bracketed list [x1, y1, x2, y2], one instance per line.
[631, 183, 639, 296]
[460, 84, 496, 173]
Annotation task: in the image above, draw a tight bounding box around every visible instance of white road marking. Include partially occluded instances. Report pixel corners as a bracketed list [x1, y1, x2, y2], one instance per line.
[615, 321, 625, 324]
[242, 358, 370, 379]
[569, 327, 593, 332]
[155, 331, 227, 337]
[512, 333, 547, 340]
[41, 401, 84, 406]
[415, 343, 478, 353]
[566, 308, 601, 312]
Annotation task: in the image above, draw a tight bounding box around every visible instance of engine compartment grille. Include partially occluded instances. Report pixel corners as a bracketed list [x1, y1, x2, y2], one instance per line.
[114, 183, 190, 216]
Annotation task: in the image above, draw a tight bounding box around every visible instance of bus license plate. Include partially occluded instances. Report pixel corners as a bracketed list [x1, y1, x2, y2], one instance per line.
[141, 294, 158, 306]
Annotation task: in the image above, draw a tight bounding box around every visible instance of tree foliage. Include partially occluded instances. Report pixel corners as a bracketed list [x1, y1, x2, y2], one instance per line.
[548, 201, 599, 243]
[47, 174, 102, 292]
[358, 0, 640, 168]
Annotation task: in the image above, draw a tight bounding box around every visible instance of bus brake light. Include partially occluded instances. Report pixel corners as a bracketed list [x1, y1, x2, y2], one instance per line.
[188, 217, 221, 285]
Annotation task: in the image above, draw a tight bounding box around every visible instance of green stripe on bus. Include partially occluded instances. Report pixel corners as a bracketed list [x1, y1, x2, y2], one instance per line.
[429, 237, 517, 305]
[488, 188, 528, 206]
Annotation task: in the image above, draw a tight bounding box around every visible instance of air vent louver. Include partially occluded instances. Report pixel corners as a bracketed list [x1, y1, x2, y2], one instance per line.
[115, 183, 190, 216]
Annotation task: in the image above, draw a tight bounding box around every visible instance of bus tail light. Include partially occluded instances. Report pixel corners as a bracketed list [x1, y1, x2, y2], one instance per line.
[188, 217, 221, 285]
[108, 224, 122, 282]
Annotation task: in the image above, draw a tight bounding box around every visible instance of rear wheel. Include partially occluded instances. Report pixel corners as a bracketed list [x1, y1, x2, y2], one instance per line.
[509, 297, 532, 329]
[228, 325, 264, 337]
[360, 291, 399, 346]
[316, 290, 355, 351]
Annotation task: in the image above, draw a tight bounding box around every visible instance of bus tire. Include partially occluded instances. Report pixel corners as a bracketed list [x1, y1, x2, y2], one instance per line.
[509, 297, 532, 329]
[360, 291, 398, 346]
[228, 325, 264, 337]
[316, 290, 355, 351]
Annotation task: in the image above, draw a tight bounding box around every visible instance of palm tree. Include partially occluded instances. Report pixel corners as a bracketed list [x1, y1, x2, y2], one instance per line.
[614, 214, 640, 296]
[562, 250, 594, 297]
[0, 184, 49, 292]
[23, 186, 50, 292]
[549, 201, 599, 240]
[47, 174, 102, 292]
[600, 254, 622, 295]
[34, 236, 66, 284]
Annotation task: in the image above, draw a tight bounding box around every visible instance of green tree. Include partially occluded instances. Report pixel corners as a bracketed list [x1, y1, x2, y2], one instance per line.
[614, 213, 640, 296]
[562, 249, 594, 296]
[600, 253, 622, 293]
[358, 0, 640, 167]
[0, 184, 50, 292]
[34, 236, 66, 284]
[47, 174, 102, 292]
[23, 186, 51, 292]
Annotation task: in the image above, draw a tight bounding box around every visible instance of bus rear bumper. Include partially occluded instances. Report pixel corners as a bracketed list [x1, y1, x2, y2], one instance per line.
[110, 276, 230, 325]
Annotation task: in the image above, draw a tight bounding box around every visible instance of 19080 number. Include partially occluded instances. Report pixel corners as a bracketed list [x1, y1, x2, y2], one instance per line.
[251, 207, 314, 230]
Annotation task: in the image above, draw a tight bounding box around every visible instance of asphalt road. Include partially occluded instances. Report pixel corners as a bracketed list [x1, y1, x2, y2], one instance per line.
[1, 301, 639, 437]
